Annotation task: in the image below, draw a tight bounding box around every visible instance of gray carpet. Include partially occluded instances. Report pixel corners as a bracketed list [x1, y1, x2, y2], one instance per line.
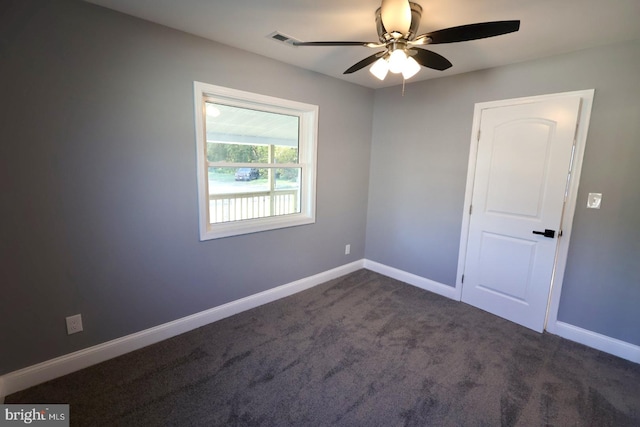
[6, 269, 640, 426]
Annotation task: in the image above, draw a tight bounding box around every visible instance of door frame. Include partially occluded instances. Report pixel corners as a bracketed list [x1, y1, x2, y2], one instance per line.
[455, 89, 595, 331]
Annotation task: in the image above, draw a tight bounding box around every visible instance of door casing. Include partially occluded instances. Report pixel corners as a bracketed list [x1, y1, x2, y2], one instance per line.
[455, 89, 595, 331]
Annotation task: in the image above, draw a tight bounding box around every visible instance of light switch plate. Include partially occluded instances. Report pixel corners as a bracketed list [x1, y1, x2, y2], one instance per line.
[587, 193, 602, 209]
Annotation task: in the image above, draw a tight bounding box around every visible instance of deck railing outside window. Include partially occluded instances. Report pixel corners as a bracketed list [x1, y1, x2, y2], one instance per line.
[209, 189, 299, 223]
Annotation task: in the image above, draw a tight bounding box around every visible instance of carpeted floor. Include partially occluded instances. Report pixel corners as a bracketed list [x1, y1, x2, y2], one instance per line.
[6, 269, 640, 426]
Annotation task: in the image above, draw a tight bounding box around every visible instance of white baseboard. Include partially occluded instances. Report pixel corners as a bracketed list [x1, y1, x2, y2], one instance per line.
[363, 260, 458, 300]
[3, 260, 638, 401]
[0, 260, 365, 401]
[550, 321, 640, 364]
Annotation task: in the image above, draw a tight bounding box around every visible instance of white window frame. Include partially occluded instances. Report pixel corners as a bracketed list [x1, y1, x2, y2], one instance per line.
[194, 81, 318, 240]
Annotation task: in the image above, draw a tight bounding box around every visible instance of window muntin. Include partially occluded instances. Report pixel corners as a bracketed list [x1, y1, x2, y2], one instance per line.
[194, 82, 317, 240]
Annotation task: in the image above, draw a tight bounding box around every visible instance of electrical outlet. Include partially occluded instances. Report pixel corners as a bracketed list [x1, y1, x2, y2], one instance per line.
[66, 314, 83, 335]
[345, 244, 351, 255]
[587, 192, 602, 209]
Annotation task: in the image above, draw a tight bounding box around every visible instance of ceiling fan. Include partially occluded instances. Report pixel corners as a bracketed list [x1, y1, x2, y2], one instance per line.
[293, 0, 520, 81]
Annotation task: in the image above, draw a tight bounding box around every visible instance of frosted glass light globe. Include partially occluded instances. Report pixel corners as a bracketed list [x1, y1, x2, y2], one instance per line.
[370, 57, 390, 80]
[388, 49, 407, 74]
[402, 56, 421, 79]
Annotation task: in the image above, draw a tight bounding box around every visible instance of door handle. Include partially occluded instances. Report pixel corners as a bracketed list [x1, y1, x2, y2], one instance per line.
[532, 229, 556, 238]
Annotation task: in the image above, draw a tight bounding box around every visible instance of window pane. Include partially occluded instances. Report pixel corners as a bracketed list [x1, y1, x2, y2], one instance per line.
[209, 167, 267, 194]
[207, 142, 268, 163]
[274, 168, 300, 190]
[274, 145, 298, 164]
[274, 168, 301, 217]
[205, 102, 299, 164]
[208, 167, 301, 224]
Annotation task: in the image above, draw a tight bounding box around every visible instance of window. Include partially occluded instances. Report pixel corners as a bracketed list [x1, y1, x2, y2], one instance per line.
[194, 82, 318, 240]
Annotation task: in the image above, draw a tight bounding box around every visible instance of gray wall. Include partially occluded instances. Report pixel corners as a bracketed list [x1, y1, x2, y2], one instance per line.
[366, 39, 640, 346]
[0, 0, 373, 374]
[2, 0, 639, 376]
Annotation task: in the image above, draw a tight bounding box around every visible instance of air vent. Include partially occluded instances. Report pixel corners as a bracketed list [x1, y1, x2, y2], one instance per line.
[267, 31, 301, 47]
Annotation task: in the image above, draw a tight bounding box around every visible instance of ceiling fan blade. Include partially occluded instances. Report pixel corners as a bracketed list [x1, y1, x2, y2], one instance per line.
[422, 20, 520, 44]
[343, 52, 386, 74]
[293, 41, 373, 47]
[380, 0, 412, 35]
[411, 48, 452, 71]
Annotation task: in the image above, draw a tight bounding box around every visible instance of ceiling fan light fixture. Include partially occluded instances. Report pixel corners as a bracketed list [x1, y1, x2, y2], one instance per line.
[380, 0, 412, 35]
[370, 57, 390, 80]
[401, 56, 420, 79]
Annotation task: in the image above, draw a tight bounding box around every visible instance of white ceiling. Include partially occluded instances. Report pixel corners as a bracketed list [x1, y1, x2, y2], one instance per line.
[84, 0, 640, 89]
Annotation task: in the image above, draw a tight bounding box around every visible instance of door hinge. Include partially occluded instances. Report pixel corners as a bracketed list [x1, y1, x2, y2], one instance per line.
[461, 274, 465, 284]
[469, 204, 473, 215]
[477, 129, 481, 141]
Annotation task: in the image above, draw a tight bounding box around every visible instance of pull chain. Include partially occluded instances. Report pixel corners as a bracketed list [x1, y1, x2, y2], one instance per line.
[402, 78, 406, 96]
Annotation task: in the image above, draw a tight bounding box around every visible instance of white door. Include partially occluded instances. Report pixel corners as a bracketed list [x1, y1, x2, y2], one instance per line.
[461, 96, 582, 332]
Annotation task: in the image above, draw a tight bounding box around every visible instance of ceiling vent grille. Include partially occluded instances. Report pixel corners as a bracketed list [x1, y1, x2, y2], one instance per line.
[267, 31, 301, 47]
